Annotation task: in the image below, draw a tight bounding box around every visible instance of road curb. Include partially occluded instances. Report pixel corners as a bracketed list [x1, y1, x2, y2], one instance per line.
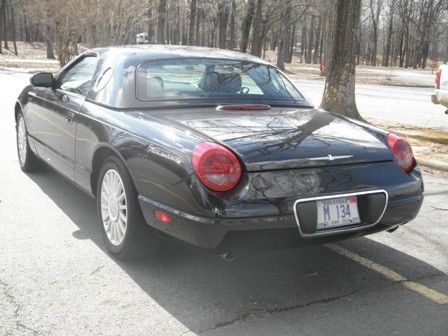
[417, 157, 448, 172]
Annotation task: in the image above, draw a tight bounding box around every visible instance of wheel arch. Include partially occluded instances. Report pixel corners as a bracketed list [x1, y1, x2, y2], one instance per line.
[90, 144, 133, 197]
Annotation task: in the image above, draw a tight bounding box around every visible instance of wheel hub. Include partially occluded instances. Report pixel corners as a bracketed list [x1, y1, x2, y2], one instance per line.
[108, 195, 119, 221]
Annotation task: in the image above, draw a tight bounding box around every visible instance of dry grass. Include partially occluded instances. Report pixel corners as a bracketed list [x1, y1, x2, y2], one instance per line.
[0, 41, 50, 60]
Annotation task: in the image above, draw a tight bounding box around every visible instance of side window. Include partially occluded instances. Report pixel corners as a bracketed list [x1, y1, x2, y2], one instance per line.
[58, 56, 97, 96]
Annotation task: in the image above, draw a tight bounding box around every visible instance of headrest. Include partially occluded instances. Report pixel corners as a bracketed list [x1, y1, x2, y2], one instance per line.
[137, 75, 165, 99]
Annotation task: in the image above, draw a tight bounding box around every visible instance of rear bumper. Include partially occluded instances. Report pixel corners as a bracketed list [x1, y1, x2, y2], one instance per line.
[431, 94, 439, 104]
[431, 90, 448, 106]
[138, 190, 423, 250]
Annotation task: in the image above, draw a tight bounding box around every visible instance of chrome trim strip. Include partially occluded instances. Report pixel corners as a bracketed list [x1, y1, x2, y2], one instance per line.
[308, 155, 354, 161]
[293, 189, 389, 238]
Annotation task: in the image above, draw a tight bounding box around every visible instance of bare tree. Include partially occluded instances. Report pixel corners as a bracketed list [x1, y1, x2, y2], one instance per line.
[240, 0, 255, 53]
[157, 0, 166, 44]
[250, 0, 263, 56]
[228, 0, 236, 50]
[382, 0, 395, 66]
[188, 0, 197, 45]
[217, 1, 229, 49]
[368, 0, 382, 66]
[320, 0, 362, 119]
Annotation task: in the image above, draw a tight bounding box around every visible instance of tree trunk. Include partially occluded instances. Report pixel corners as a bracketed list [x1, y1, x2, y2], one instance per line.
[1, 0, 8, 50]
[188, 0, 196, 45]
[7, 2, 16, 55]
[240, 0, 255, 53]
[218, 1, 229, 49]
[156, 0, 166, 44]
[369, 0, 381, 66]
[320, 0, 361, 119]
[382, 0, 395, 67]
[313, 16, 322, 64]
[322, 0, 337, 75]
[286, 23, 296, 63]
[306, 16, 314, 63]
[147, 2, 154, 43]
[228, 0, 236, 50]
[250, 0, 263, 56]
[173, 3, 180, 45]
[0, 0, 3, 53]
[195, 8, 201, 45]
[276, 0, 292, 70]
[24, 15, 30, 42]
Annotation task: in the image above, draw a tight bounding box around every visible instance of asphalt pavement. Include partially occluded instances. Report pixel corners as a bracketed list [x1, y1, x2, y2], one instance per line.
[1, 69, 447, 336]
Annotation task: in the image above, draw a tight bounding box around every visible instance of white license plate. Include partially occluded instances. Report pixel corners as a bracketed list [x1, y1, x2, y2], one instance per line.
[316, 196, 360, 230]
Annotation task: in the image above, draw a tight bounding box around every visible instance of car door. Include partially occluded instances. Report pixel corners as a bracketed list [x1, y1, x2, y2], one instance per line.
[30, 55, 98, 180]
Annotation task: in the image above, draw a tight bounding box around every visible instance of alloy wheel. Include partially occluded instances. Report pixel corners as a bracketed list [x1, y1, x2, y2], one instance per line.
[100, 169, 128, 246]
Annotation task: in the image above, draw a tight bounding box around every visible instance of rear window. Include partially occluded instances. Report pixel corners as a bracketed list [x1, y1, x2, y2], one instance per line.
[136, 58, 304, 105]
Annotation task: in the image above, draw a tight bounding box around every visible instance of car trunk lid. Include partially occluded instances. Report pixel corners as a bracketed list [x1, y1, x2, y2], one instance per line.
[150, 107, 393, 172]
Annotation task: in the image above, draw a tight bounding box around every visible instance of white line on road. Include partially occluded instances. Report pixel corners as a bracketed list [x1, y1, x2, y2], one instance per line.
[326, 243, 448, 305]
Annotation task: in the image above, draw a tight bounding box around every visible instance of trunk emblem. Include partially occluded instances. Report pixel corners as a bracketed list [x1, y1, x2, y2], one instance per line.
[309, 155, 354, 161]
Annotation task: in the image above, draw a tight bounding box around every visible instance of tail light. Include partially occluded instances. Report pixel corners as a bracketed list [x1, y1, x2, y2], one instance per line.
[435, 69, 442, 89]
[192, 142, 242, 192]
[386, 133, 415, 174]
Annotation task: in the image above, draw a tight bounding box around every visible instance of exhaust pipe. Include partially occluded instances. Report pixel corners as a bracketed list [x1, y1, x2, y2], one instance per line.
[387, 225, 399, 233]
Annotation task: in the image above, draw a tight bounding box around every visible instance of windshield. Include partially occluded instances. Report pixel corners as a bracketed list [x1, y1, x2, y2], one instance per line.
[136, 58, 305, 106]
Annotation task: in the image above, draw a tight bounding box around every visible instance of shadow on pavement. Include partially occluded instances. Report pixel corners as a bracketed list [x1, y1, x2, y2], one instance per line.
[27, 164, 448, 334]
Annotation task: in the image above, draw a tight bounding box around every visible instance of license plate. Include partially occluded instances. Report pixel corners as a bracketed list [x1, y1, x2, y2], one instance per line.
[316, 196, 360, 230]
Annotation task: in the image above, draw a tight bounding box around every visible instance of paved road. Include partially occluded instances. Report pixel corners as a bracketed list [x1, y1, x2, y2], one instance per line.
[1, 69, 447, 336]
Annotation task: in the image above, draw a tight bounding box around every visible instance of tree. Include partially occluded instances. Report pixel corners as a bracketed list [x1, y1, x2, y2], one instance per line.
[188, 0, 197, 45]
[320, 0, 362, 119]
[0, 0, 7, 51]
[368, 0, 382, 66]
[228, 0, 236, 49]
[217, 1, 229, 49]
[0, 0, 4, 53]
[240, 0, 255, 53]
[276, 0, 292, 70]
[157, 0, 166, 44]
[382, 0, 395, 67]
[250, 0, 263, 56]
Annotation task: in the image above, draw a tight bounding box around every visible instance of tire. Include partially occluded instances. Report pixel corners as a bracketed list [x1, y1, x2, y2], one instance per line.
[16, 112, 41, 172]
[96, 155, 158, 259]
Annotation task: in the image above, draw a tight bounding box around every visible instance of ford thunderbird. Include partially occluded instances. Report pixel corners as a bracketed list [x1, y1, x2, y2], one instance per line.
[15, 45, 424, 258]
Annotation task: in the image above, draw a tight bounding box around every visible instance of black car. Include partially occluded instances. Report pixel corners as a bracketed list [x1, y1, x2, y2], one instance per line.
[15, 45, 423, 258]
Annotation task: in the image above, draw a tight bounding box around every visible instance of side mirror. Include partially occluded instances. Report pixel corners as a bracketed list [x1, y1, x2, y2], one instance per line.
[30, 72, 54, 88]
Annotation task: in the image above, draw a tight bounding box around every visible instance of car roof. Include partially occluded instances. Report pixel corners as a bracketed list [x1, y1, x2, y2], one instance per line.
[90, 44, 271, 65]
